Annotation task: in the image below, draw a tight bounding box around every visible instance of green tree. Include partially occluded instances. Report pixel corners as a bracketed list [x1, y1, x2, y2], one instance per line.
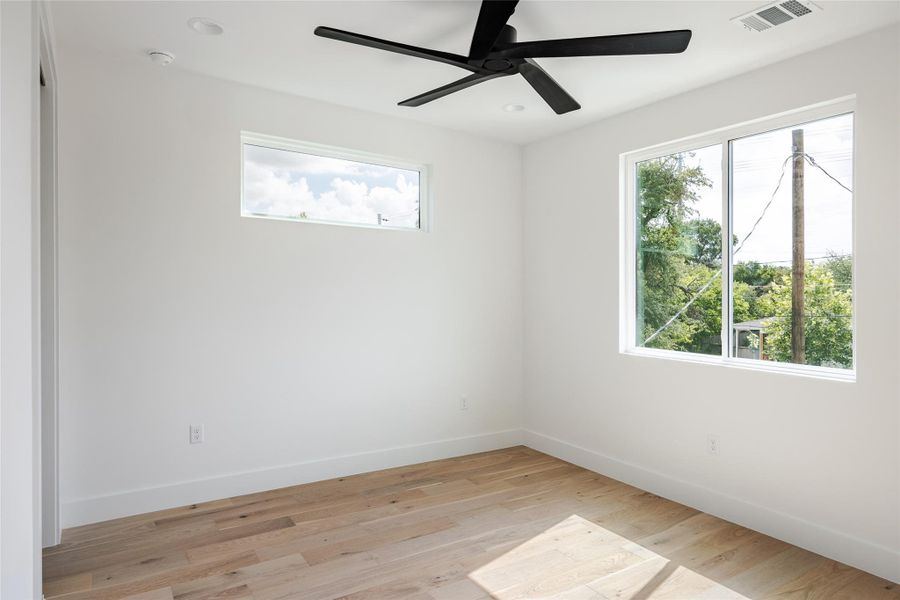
[671, 263, 754, 354]
[824, 251, 852, 288]
[636, 154, 715, 353]
[683, 218, 739, 269]
[733, 261, 787, 318]
[733, 261, 783, 289]
[757, 264, 853, 368]
[635, 155, 853, 366]
[637, 157, 711, 232]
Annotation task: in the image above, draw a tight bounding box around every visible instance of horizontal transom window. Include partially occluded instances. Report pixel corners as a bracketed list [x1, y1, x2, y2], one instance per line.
[241, 132, 427, 231]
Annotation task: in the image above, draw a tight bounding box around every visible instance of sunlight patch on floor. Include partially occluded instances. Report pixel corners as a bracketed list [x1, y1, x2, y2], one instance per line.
[467, 514, 751, 599]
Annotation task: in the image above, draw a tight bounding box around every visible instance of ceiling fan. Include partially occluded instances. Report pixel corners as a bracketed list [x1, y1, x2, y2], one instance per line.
[314, 1, 692, 115]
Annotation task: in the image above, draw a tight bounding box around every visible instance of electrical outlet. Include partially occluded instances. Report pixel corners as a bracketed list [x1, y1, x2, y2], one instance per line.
[460, 396, 469, 411]
[707, 434, 720, 456]
[190, 424, 204, 444]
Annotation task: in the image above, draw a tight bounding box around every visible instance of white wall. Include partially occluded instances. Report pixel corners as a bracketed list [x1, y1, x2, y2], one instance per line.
[57, 48, 524, 526]
[0, 2, 42, 598]
[56, 20, 900, 584]
[523, 26, 900, 581]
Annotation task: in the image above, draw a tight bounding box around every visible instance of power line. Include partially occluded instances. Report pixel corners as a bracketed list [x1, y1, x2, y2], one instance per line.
[641, 149, 853, 346]
[743, 283, 852, 288]
[755, 314, 852, 319]
[733, 155, 791, 256]
[641, 249, 851, 263]
[737, 254, 851, 265]
[803, 153, 853, 194]
[642, 266, 723, 345]
[643, 155, 790, 345]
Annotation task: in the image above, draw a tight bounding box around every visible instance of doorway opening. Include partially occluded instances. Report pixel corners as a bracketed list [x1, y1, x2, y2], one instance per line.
[40, 21, 60, 548]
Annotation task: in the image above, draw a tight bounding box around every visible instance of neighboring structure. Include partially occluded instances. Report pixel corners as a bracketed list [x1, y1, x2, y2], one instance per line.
[732, 318, 772, 360]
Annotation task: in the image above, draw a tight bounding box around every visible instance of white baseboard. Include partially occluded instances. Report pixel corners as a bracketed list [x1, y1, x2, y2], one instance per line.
[523, 429, 900, 584]
[62, 429, 524, 528]
[61, 427, 898, 584]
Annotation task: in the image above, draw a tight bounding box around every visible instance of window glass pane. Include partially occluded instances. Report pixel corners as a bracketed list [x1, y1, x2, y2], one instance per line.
[636, 145, 723, 355]
[731, 113, 853, 369]
[242, 143, 421, 229]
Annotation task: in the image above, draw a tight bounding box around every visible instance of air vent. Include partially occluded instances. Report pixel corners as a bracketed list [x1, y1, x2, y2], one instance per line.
[731, 0, 821, 32]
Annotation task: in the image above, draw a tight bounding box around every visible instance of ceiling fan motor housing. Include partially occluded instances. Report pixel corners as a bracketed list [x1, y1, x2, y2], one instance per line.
[480, 26, 519, 72]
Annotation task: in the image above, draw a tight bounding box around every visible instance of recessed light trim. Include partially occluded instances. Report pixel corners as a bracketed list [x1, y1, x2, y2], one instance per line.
[503, 104, 526, 113]
[188, 17, 224, 36]
[148, 50, 175, 66]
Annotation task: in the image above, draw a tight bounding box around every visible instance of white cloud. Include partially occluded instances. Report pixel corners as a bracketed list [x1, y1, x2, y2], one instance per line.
[244, 144, 407, 180]
[243, 154, 420, 228]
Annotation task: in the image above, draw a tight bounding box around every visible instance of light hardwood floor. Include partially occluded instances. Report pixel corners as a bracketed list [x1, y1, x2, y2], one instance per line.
[43, 447, 897, 599]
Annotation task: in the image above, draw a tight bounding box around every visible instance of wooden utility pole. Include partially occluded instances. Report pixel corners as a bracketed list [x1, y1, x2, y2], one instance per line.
[791, 129, 805, 364]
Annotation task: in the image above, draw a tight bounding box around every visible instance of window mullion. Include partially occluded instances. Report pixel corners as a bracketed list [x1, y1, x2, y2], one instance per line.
[721, 140, 732, 359]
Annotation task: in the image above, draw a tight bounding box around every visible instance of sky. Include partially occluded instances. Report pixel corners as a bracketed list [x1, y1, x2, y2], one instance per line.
[243, 112, 852, 250]
[242, 144, 421, 229]
[682, 112, 854, 266]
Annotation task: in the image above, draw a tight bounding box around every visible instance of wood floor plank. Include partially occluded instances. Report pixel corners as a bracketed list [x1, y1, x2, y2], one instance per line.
[57, 500, 235, 547]
[427, 577, 492, 600]
[44, 447, 897, 600]
[52, 552, 260, 600]
[301, 516, 457, 566]
[45, 516, 293, 582]
[120, 588, 175, 600]
[171, 553, 308, 600]
[42, 572, 93, 598]
[90, 550, 191, 591]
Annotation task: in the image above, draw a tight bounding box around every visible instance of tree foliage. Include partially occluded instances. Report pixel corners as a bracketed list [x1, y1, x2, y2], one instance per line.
[825, 251, 852, 288]
[637, 155, 734, 354]
[757, 265, 853, 368]
[636, 154, 853, 368]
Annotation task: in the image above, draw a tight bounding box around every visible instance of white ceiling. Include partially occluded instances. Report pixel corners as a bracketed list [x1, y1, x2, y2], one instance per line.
[49, 1, 898, 144]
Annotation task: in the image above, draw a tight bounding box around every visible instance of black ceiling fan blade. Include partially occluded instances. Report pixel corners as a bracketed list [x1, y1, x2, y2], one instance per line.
[518, 59, 580, 115]
[399, 72, 508, 107]
[468, 0, 518, 60]
[314, 26, 481, 73]
[496, 30, 692, 59]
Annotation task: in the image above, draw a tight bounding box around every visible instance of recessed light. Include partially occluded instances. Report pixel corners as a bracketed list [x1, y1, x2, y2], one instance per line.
[503, 103, 525, 113]
[148, 50, 175, 66]
[187, 17, 224, 36]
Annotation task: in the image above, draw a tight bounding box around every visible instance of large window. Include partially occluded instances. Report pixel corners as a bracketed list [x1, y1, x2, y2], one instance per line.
[623, 103, 854, 378]
[241, 133, 427, 230]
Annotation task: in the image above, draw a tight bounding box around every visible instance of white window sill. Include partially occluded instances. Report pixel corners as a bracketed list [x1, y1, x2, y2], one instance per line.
[240, 212, 425, 233]
[621, 348, 856, 383]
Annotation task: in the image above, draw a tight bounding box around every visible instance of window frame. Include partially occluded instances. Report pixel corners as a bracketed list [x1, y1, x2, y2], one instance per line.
[620, 97, 856, 381]
[240, 131, 431, 232]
